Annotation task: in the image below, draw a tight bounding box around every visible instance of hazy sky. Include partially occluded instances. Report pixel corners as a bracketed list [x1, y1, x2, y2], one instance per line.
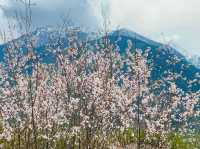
[0, 0, 199, 56]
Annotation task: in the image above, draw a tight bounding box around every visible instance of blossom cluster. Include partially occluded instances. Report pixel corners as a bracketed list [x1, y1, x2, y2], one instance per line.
[0, 29, 199, 148]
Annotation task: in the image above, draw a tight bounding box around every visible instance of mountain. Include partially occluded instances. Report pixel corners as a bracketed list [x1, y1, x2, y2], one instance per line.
[0, 27, 199, 92]
[0, 26, 88, 63]
[188, 55, 200, 68]
[107, 29, 200, 92]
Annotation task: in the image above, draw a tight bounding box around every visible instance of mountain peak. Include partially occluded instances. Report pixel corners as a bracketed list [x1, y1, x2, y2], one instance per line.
[0, 26, 199, 92]
[110, 28, 161, 47]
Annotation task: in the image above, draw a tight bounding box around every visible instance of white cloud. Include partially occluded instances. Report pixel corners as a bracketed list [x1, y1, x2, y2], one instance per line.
[0, 0, 200, 55]
[1, 0, 101, 30]
[0, 2, 19, 43]
[107, 0, 200, 55]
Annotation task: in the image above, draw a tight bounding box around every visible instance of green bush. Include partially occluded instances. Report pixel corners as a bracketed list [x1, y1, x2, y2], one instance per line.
[0, 127, 199, 149]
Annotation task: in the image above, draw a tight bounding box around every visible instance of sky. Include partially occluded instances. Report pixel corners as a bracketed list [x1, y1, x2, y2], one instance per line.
[0, 0, 200, 56]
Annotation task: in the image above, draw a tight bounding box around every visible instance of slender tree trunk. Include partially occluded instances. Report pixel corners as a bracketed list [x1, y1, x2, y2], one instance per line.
[18, 128, 21, 149]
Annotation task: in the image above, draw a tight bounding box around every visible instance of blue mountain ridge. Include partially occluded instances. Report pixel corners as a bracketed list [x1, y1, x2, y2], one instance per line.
[107, 29, 200, 92]
[0, 27, 199, 93]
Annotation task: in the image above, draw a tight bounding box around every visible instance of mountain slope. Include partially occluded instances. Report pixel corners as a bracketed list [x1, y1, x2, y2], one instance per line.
[107, 29, 200, 92]
[0, 27, 199, 92]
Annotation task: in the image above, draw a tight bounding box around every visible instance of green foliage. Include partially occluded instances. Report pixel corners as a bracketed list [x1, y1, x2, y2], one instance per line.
[168, 132, 200, 149]
[0, 127, 199, 149]
[108, 128, 136, 146]
[169, 133, 188, 149]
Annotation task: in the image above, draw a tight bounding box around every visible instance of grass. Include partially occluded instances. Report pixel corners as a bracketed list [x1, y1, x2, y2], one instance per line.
[0, 126, 199, 149]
